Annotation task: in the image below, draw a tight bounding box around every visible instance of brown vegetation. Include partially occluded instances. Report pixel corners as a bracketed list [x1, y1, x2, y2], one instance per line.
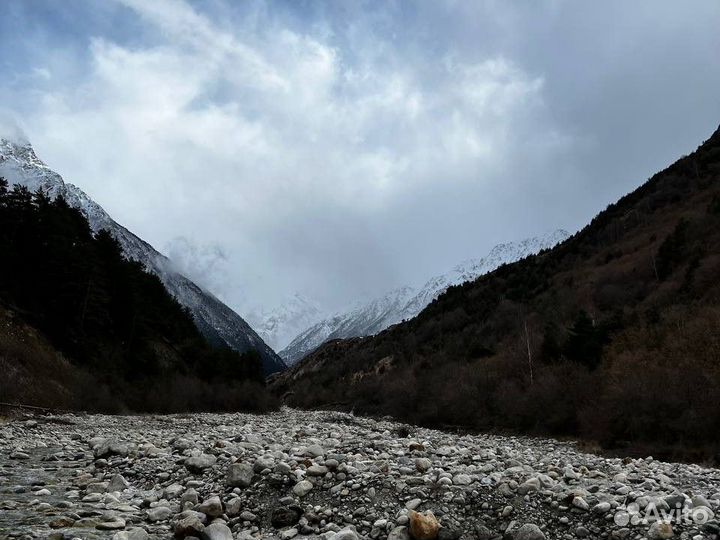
[272, 125, 720, 463]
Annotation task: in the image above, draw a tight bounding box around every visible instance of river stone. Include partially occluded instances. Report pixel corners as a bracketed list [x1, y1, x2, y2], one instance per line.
[185, 454, 217, 473]
[409, 510, 439, 540]
[648, 522, 674, 540]
[94, 439, 129, 458]
[389, 526, 412, 540]
[515, 524, 546, 540]
[146, 506, 172, 522]
[271, 506, 302, 528]
[197, 495, 223, 518]
[108, 474, 130, 492]
[228, 462, 254, 488]
[97, 517, 127, 530]
[112, 528, 149, 540]
[330, 528, 361, 540]
[202, 522, 233, 540]
[175, 515, 205, 538]
[293, 480, 314, 497]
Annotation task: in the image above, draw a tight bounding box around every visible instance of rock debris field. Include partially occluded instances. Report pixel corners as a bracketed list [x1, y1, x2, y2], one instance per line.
[1, 409, 719, 540]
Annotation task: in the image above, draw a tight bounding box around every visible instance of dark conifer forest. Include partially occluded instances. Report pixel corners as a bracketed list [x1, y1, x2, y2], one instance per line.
[0, 179, 274, 412]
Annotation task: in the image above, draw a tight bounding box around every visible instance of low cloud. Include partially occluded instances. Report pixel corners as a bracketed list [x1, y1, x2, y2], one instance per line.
[1, 0, 719, 314]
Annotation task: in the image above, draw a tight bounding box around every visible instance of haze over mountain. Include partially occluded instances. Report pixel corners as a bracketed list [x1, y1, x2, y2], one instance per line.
[246, 294, 325, 353]
[279, 230, 569, 365]
[2, 1, 719, 318]
[0, 134, 285, 374]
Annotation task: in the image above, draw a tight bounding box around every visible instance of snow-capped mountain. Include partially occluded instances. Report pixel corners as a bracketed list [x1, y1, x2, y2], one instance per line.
[245, 294, 325, 351]
[280, 230, 570, 365]
[0, 137, 286, 374]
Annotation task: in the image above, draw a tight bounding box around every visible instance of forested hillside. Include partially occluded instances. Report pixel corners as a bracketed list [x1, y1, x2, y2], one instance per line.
[0, 179, 275, 412]
[273, 125, 720, 462]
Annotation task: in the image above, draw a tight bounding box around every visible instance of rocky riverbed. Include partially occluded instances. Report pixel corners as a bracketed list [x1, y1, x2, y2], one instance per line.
[1, 409, 719, 540]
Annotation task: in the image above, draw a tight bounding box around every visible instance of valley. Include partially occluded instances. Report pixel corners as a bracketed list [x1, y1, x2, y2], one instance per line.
[2, 409, 719, 540]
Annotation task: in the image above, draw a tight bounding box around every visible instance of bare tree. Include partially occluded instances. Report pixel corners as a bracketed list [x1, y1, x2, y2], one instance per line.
[524, 319, 534, 385]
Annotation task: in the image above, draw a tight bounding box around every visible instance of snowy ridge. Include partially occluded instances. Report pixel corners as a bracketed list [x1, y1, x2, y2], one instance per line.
[0, 138, 285, 374]
[245, 294, 324, 351]
[280, 229, 570, 365]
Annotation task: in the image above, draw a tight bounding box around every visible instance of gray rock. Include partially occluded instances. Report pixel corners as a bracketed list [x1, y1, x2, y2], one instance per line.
[330, 528, 360, 540]
[406, 498, 422, 510]
[112, 528, 149, 540]
[452, 474, 472, 485]
[305, 444, 325, 457]
[182, 488, 199, 505]
[97, 517, 127, 530]
[201, 522, 233, 540]
[280, 528, 299, 540]
[388, 526, 411, 540]
[475, 524, 495, 540]
[185, 454, 217, 473]
[692, 495, 712, 509]
[226, 497, 243, 517]
[518, 477, 541, 495]
[94, 439, 130, 458]
[592, 502, 611, 514]
[307, 465, 329, 476]
[108, 474, 130, 492]
[175, 515, 205, 538]
[293, 480, 314, 497]
[515, 524, 546, 540]
[271, 506, 302, 528]
[146, 506, 172, 522]
[227, 462, 254, 488]
[253, 456, 274, 472]
[197, 496, 223, 518]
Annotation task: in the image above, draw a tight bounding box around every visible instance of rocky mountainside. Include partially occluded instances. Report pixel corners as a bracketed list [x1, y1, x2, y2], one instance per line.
[2, 409, 719, 539]
[0, 137, 285, 375]
[273, 124, 720, 461]
[280, 231, 569, 365]
[246, 294, 325, 352]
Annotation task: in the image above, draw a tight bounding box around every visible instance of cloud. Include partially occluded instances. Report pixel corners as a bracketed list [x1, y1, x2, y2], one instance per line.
[164, 236, 231, 300]
[0, 110, 29, 145]
[2, 0, 719, 315]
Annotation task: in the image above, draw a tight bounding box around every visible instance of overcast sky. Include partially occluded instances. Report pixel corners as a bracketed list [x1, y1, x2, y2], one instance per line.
[1, 0, 719, 315]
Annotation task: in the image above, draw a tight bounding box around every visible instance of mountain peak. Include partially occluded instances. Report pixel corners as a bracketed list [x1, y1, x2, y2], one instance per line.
[279, 229, 571, 365]
[0, 135, 286, 374]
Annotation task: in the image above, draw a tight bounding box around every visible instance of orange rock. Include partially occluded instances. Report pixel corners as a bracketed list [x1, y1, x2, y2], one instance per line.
[409, 510, 439, 540]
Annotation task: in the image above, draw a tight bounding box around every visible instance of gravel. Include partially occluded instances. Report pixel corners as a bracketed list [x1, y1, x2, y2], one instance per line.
[1, 409, 719, 540]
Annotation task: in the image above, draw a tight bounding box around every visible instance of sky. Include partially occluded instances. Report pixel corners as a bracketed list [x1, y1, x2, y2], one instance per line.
[1, 0, 719, 319]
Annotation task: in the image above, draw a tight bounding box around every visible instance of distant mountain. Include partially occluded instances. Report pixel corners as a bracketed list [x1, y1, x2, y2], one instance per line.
[272, 124, 720, 461]
[0, 137, 285, 374]
[280, 230, 569, 364]
[246, 294, 325, 351]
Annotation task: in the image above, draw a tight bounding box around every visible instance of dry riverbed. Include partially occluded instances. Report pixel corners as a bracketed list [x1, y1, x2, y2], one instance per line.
[1, 409, 719, 540]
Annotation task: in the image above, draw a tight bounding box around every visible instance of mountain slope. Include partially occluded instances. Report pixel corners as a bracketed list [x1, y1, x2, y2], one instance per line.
[246, 294, 325, 351]
[272, 124, 720, 459]
[280, 230, 569, 364]
[0, 182, 274, 412]
[0, 137, 285, 374]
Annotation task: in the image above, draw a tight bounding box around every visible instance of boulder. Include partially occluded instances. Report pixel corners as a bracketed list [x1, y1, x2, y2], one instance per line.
[201, 522, 233, 540]
[293, 480, 314, 497]
[409, 510, 439, 540]
[227, 462, 254, 488]
[185, 454, 217, 473]
[197, 496, 223, 518]
[514, 524, 546, 540]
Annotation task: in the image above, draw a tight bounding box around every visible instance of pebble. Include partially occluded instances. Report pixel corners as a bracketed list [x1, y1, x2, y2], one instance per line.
[0, 409, 717, 540]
